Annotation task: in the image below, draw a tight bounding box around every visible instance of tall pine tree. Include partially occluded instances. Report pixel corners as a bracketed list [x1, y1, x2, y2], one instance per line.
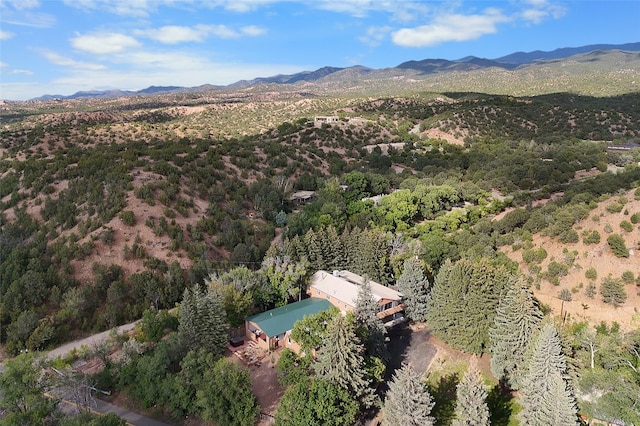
[519, 322, 579, 426]
[396, 257, 431, 322]
[489, 277, 542, 390]
[314, 314, 376, 408]
[354, 279, 389, 361]
[178, 285, 228, 358]
[427, 258, 511, 354]
[452, 361, 490, 426]
[382, 364, 435, 426]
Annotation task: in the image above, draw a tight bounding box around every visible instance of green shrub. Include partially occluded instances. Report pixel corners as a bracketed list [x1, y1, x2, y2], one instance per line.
[559, 229, 579, 244]
[630, 213, 640, 224]
[607, 234, 629, 258]
[559, 288, 572, 302]
[585, 282, 596, 298]
[621, 271, 635, 284]
[635, 188, 640, 200]
[582, 230, 601, 245]
[101, 227, 115, 245]
[585, 267, 597, 280]
[606, 202, 623, 213]
[119, 210, 136, 226]
[546, 261, 569, 283]
[620, 220, 633, 232]
[534, 247, 547, 263]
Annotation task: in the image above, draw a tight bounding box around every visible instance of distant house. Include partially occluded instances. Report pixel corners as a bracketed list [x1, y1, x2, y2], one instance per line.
[289, 190, 316, 205]
[314, 116, 339, 125]
[245, 298, 333, 352]
[309, 270, 405, 327]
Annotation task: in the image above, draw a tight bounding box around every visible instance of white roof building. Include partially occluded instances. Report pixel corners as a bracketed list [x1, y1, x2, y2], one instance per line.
[309, 270, 405, 325]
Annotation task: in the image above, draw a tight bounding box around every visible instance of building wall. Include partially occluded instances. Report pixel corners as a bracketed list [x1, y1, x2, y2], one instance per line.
[245, 320, 269, 350]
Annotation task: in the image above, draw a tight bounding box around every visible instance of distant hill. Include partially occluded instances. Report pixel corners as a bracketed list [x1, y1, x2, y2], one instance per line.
[29, 42, 640, 100]
[396, 57, 518, 73]
[495, 42, 640, 64]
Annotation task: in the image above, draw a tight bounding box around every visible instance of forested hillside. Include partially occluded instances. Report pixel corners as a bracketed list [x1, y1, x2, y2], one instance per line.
[1, 86, 639, 425]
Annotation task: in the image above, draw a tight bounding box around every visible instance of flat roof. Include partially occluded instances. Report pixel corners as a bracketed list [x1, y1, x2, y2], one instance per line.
[246, 298, 333, 337]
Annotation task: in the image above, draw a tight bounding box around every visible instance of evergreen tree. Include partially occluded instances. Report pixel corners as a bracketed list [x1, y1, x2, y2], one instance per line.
[427, 258, 511, 354]
[452, 362, 490, 426]
[305, 228, 327, 271]
[325, 225, 346, 270]
[178, 285, 228, 358]
[354, 279, 389, 361]
[600, 275, 627, 307]
[396, 257, 431, 322]
[489, 277, 543, 389]
[382, 364, 435, 426]
[341, 226, 358, 270]
[519, 323, 579, 426]
[314, 314, 376, 408]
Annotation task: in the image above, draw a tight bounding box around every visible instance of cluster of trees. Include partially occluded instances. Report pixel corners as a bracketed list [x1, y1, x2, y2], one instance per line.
[99, 285, 258, 425]
[274, 280, 394, 425]
[424, 256, 584, 423]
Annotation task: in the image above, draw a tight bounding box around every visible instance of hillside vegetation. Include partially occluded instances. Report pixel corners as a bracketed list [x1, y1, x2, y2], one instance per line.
[1, 59, 640, 424]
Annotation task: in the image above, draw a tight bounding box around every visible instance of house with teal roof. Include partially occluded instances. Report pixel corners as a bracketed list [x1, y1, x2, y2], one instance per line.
[245, 298, 333, 352]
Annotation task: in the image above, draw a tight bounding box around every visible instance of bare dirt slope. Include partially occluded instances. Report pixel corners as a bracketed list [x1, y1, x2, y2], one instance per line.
[502, 188, 640, 331]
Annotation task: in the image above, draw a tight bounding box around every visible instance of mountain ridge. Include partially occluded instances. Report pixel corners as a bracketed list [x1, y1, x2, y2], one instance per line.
[29, 42, 640, 101]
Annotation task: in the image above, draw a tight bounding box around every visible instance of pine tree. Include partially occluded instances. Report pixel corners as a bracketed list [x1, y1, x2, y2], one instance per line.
[396, 257, 431, 322]
[304, 228, 327, 271]
[489, 277, 542, 390]
[452, 362, 490, 426]
[179, 285, 228, 358]
[354, 279, 389, 361]
[600, 274, 627, 307]
[427, 258, 511, 354]
[325, 225, 346, 271]
[519, 322, 579, 426]
[382, 364, 435, 426]
[314, 314, 376, 408]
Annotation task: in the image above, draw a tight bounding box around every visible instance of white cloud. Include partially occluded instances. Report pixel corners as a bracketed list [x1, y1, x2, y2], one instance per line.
[0, 61, 8, 67]
[392, 9, 509, 47]
[0, 30, 15, 40]
[9, 69, 34, 76]
[359, 26, 392, 47]
[136, 24, 265, 44]
[138, 25, 216, 44]
[62, 0, 156, 17]
[520, 0, 567, 24]
[2, 0, 40, 10]
[70, 32, 141, 54]
[241, 25, 266, 37]
[315, 0, 429, 21]
[40, 50, 106, 70]
[208, 0, 278, 13]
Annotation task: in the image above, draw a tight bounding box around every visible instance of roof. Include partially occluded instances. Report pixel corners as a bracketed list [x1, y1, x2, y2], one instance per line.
[246, 298, 333, 337]
[310, 270, 402, 308]
[289, 190, 315, 200]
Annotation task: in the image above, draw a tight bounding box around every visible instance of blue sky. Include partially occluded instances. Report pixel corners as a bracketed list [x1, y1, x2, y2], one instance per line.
[1, 0, 638, 100]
